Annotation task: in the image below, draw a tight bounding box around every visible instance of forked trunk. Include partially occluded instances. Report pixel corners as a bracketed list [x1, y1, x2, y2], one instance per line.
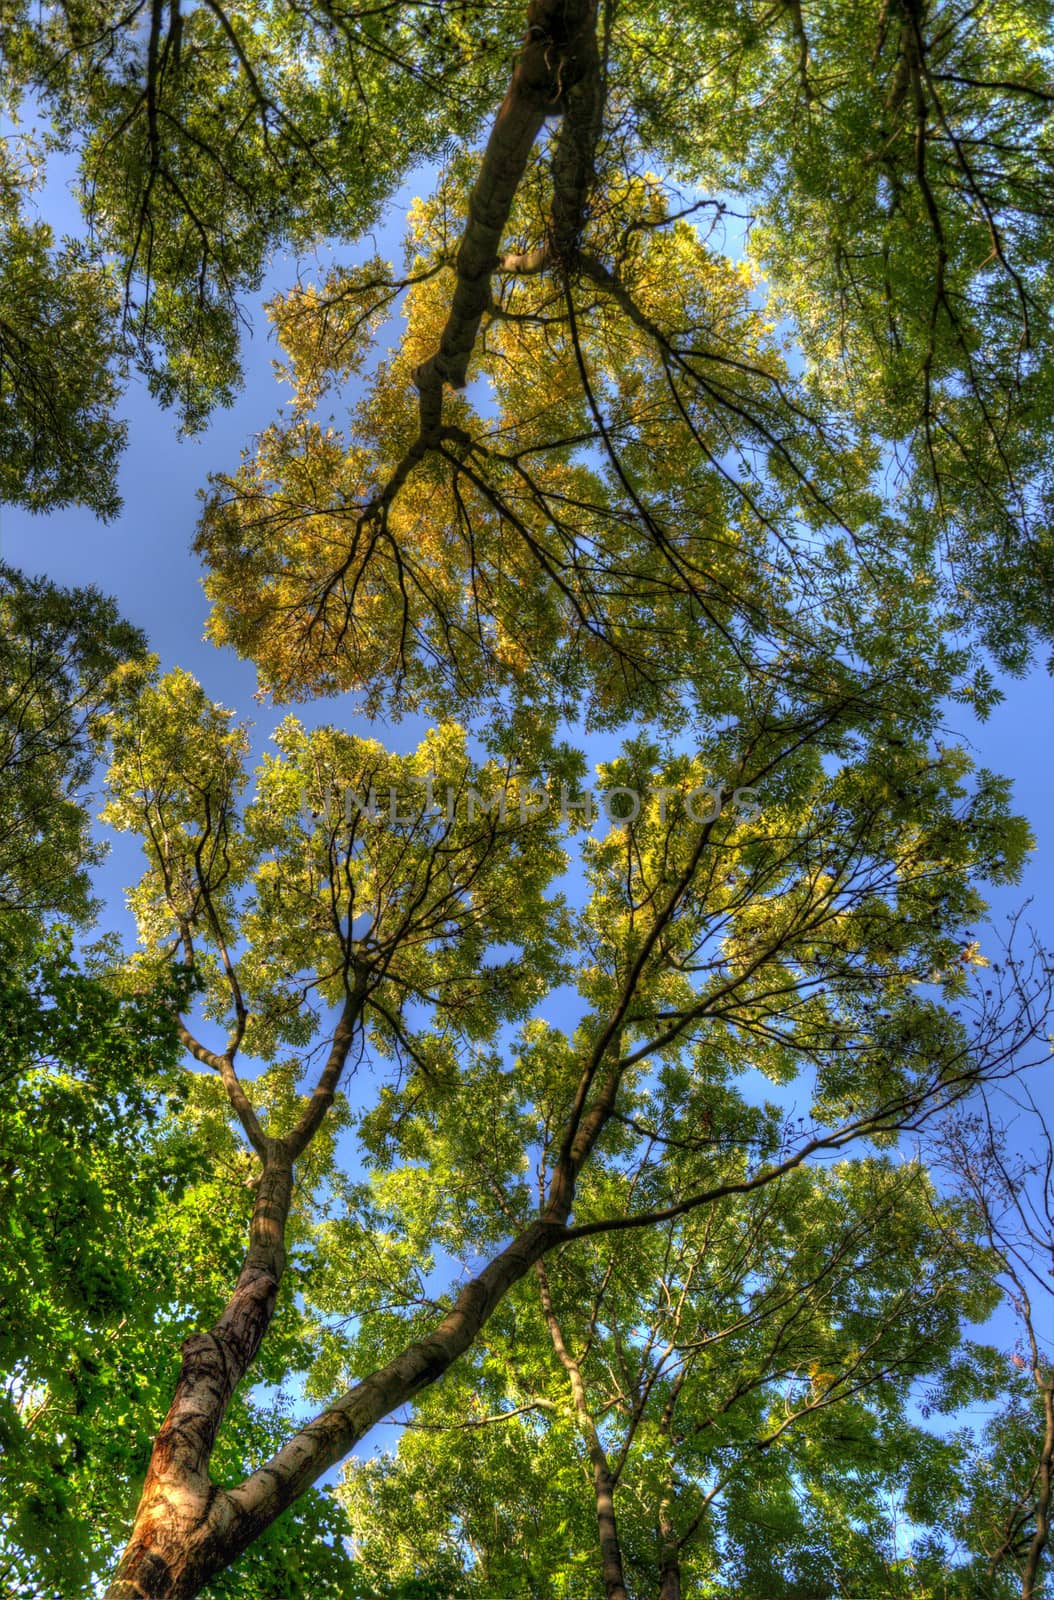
[107, 1211, 569, 1597]
[104, 1489, 238, 1600]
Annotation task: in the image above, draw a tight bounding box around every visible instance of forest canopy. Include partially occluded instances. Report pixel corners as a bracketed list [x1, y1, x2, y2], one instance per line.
[1, 2, 1053, 1598]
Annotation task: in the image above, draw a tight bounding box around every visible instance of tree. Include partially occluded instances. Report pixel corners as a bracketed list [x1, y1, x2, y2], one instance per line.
[337, 1157, 1003, 1599]
[0, 568, 187, 1595]
[93, 655, 1049, 1597]
[0, 146, 126, 516]
[2, 0, 1052, 659]
[0, 563, 147, 920]
[0, 576, 366, 1598]
[923, 1088, 1054, 1599]
[0, 917, 189, 1598]
[0, 0, 518, 438]
[2, 3, 1053, 1597]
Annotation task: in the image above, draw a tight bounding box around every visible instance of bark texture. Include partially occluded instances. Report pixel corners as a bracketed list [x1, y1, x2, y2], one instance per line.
[106, 1151, 293, 1598]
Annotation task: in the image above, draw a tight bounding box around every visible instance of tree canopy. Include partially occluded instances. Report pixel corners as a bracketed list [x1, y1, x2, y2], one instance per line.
[1, 3, 1053, 1598]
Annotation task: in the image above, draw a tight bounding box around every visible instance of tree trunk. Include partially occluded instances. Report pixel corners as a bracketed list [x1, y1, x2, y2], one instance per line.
[1022, 1374, 1054, 1600]
[657, 1553, 682, 1600]
[106, 1212, 569, 1597]
[657, 1499, 682, 1600]
[382, 0, 598, 503]
[536, 1259, 630, 1600]
[593, 1465, 632, 1600]
[106, 1151, 293, 1598]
